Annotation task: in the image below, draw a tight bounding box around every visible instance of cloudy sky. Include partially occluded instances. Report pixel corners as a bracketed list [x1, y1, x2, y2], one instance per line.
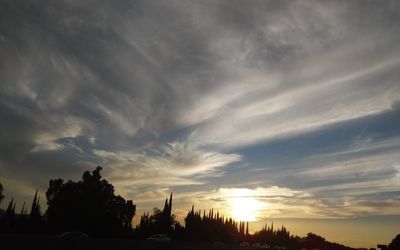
[1, 0, 400, 247]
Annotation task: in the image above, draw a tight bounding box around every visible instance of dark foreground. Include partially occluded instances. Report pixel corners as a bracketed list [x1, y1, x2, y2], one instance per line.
[0, 234, 292, 250]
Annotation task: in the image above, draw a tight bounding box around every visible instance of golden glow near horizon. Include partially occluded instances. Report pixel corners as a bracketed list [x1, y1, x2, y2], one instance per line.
[227, 188, 263, 222]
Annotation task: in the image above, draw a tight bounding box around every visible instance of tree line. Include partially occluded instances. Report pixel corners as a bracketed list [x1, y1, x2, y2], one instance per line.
[0, 167, 134, 236]
[0, 167, 398, 250]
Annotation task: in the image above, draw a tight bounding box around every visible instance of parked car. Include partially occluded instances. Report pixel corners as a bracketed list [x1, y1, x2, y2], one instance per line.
[240, 241, 250, 247]
[146, 234, 171, 242]
[252, 242, 261, 248]
[261, 244, 271, 249]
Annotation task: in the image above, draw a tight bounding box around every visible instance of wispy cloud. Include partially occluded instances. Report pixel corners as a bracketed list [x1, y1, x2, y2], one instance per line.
[143, 185, 396, 221]
[0, 0, 399, 228]
[93, 140, 242, 196]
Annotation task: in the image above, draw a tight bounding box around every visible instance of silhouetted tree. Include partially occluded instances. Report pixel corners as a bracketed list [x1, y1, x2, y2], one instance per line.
[20, 202, 27, 216]
[388, 234, 400, 250]
[29, 190, 41, 218]
[302, 232, 326, 250]
[253, 222, 274, 243]
[252, 222, 297, 248]
[184, 206, 243, 242]
[1, 197, 16, 232]
[137, 212, 152, 237]
[16, 201, 29, 233]
[299, 232, 354, 250]
[0, 177, 363, 250]
[136, 193, 178, 237]
[5, 198, 16, 217]
[45, 166, 136, 236]
[28, 190, 43, 232]
[159, 193, 174, 234]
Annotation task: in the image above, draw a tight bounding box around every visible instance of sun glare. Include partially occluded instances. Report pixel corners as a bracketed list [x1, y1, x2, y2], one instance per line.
[227, 189, 263, 221]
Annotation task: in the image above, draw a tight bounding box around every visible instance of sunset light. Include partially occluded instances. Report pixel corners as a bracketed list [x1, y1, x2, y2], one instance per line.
[227, 189, 263, 222]
[1, 1, 400, 249]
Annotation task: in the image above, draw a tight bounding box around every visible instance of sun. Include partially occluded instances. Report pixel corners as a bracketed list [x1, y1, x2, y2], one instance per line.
[227, 189, 263, 221]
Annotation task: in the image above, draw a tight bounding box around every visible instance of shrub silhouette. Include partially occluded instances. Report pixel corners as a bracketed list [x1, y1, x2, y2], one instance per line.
[45, 166, 136, 236]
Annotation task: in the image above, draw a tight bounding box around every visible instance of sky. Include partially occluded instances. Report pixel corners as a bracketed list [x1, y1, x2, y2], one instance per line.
[1, 0, 400, 248]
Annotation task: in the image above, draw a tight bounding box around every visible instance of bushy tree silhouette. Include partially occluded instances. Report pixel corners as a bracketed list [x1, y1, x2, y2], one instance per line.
[45, 166, 136, 236]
